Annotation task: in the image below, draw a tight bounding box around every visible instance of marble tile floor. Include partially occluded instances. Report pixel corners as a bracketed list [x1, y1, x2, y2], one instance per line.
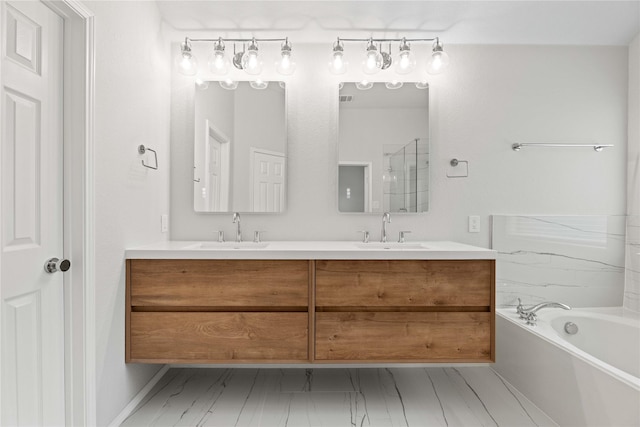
[120, 367, 556, 427]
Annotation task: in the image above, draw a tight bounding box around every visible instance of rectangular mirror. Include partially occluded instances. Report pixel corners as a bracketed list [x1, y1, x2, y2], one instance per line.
[338, 82, 429, 213]
[193, 81, 286, 213]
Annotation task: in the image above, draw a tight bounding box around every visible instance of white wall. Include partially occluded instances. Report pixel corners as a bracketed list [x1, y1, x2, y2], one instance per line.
[171, 44, 627, 244]
[91, 2, 170, 425]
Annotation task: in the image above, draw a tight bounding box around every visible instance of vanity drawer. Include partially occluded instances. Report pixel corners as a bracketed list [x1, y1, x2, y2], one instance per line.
[129, 259, 309, 308]
[315, 260, 493, 308]
[129, 312, 308, 362]
[315, 311, 491, 362]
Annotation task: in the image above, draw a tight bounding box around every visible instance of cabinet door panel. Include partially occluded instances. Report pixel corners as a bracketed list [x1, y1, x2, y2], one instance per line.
[130, 312, 308, 362]
[315, 312, 491, 361]
[316, 260, 492, 307]
[130, 260, 309, 307]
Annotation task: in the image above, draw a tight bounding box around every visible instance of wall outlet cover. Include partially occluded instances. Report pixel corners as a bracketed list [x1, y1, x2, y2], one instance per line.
[468, 215, 480, 233]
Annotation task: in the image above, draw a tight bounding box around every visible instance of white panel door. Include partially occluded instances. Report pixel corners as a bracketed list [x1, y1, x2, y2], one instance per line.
[251, 149, 285, 212]
[1, 1, 65, 426]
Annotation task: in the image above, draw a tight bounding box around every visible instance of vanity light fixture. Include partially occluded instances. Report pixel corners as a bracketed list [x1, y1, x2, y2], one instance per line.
[176, 36, 294, 77]
[396, 38, 416, 74]
[241, 38, 262, 75]
[329, 39, 348, 74]
[175, 38, 198, 76]
[426, 38, 450, 75]
[276, 38, 296, 75]
[363, 38, 384, 74]
[330, 36, 449, 76]
[208, 38, 229, 75]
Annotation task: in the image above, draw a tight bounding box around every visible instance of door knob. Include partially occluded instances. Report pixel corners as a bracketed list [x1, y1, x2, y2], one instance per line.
[44, 258, 71, 273]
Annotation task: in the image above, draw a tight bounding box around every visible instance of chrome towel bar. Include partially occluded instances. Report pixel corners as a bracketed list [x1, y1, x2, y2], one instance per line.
[512, 143, 613, 152]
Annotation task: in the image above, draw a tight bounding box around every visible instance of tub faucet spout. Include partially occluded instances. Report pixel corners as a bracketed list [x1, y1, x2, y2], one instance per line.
[517, 298, 571, 326]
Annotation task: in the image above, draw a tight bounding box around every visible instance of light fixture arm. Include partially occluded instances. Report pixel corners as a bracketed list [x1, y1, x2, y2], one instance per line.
[281, 37, 292, 53]
[213, 37, 225, 52]
[432, 37, 444, 52]
[185, 37, 289, 43]
[337, 37, 438, 43]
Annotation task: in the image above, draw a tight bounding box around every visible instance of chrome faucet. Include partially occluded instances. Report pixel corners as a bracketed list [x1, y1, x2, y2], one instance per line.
[516, 298, 571, 326]
[381, 212, 391, 243]
[232, 212, 242, 242]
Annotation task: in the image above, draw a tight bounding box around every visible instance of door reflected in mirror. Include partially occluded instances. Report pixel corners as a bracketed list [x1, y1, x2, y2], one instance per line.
[193, 81, 286, 213]
[338, 82, 429, 213]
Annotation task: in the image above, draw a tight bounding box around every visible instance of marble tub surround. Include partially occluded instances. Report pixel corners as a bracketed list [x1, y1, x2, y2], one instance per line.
[120, 368, 556, 427]
[624, 215, 640, 312]
[125, 240, 496, 260]
[492, 215, 626, 308]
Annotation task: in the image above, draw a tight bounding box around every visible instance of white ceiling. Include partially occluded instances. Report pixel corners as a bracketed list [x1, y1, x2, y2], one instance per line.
[157, 1, 640, 45]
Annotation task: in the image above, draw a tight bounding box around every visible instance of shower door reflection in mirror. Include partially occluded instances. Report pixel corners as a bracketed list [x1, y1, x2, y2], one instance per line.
[338, 82, 429, 213]
[193, 81, 286, 213]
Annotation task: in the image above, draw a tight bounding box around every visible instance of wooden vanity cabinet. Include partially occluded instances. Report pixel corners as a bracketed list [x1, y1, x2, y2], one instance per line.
[314, 260, 495, 362]
[126, 258, 495, 364]
[126, 259, 311, 363]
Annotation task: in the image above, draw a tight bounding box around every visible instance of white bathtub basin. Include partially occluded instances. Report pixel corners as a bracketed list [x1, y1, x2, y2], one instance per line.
[495, 307, 640, 427]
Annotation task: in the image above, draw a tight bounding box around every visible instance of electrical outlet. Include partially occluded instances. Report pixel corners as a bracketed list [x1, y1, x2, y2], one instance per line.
[161, 214, 169, 233]
[468, 215, 480, 233]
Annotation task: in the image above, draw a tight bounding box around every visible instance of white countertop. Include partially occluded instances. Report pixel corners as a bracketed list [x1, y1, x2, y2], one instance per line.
[125, 241, 496, 260]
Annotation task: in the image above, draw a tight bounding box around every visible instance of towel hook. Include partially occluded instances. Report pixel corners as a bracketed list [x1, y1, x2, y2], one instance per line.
[138, 145, 158, 170]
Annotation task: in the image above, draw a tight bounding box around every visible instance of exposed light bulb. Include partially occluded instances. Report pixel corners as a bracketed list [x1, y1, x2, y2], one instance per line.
[243, 52, 261, 73]
[329, 39, 347, 74]
[208, 38, 229, 75]
[175, 39, 198, 76]
[276, 54, 294, 74]
[330, 52, 347, 74]
[395, 39, 416, 74]
[241, 39, 262, 75]
[276, 38, 296, 75]
[426, 39, 450, 75]
[362, 40, 383, 74]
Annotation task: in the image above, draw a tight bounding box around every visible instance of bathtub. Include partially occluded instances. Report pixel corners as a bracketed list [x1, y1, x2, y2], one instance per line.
[495, 307, 640, 426]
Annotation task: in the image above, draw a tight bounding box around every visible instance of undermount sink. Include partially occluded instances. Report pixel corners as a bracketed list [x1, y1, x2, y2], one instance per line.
[185, 242, 270, 250]
[354, 242, 429, 250]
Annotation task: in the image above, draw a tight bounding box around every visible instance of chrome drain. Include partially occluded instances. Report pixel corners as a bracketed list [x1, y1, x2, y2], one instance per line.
[564, 321, 578, 335]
